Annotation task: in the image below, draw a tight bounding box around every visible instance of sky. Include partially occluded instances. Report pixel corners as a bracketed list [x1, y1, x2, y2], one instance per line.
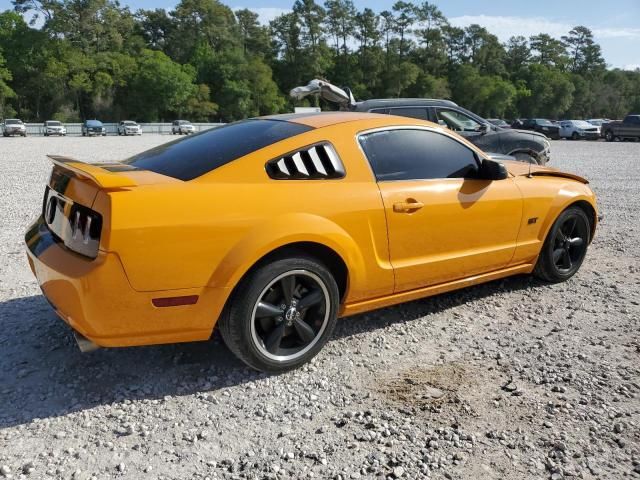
[1, 0, 638, 69]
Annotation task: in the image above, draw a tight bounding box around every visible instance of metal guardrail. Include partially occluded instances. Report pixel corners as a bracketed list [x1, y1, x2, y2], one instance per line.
[17, 122, 225, 136]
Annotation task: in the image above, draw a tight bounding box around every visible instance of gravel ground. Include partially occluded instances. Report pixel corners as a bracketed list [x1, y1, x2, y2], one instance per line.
[0, 136, 639, 480]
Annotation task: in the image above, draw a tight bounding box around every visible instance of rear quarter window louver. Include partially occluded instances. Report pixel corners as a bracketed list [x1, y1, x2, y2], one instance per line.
[266, 143, 345, 180]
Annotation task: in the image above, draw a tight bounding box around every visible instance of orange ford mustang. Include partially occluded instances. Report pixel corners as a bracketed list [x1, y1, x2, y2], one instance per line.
[26, 112, 598, 372]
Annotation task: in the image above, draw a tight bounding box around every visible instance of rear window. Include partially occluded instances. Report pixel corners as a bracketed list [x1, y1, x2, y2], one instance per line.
[124, 119, 314, 181]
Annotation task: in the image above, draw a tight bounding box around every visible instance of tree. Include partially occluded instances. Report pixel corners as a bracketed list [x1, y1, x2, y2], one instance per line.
[2, 0, 639, 122]
[562, 26, 605, 74]
[391, 1, 415, 59]
[0, 49, 16, 118]
[324, 0, 355, 56]
[126, 49, 197, 120]
[516, 64, 575, 117]
[530, 33, 568, 69]
[505, 36, 530, 73]
[235, 8, 270, 57]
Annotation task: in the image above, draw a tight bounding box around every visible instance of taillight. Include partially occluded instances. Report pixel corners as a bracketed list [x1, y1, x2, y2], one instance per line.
[43, 186, 103, 259]
[67, 204, 102, 258]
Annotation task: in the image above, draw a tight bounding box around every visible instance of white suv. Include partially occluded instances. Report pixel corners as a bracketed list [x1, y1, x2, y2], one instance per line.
[118, 120, 142, 136]
[171, 120, 195, 135]
[559, 120, 600, 140]
[2, 119, 27, 137]
[43, 120, 66, 136]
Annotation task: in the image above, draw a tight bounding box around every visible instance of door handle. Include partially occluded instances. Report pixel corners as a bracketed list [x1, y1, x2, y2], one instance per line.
[393, 200, 424, 213]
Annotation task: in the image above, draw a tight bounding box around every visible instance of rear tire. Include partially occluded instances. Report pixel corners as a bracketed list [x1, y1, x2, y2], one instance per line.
[534, 206, 591, 283]
[218, 256, 339, 373]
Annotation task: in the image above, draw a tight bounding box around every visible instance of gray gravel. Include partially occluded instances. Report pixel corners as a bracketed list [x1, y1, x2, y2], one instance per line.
[1, 137, 639, 479]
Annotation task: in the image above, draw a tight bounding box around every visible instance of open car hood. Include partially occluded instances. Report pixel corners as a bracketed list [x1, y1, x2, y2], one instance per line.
[290, 79, 356, 108]
[501, 160, 588, 184]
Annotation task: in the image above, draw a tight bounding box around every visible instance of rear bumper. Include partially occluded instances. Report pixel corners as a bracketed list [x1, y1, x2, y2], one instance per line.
[25, 216, 229, 348]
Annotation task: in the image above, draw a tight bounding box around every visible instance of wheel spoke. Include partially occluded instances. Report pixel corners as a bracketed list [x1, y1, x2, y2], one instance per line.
[562, 250, 572, 270]
[297, 289, 324, 310]
[265, 323, 286, 354]
[281, 275, 296, 305]
[553, 248, 564, 264]
[256, 301, 284, 318]
[568, 237, 584, 247]
[563, 217, 577, 236]
[293, 318, 316, 343]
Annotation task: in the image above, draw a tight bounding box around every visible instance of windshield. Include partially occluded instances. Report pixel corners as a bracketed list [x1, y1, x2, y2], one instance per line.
[124, 121, 137, 125]
[179, 121, 191, 125]
[46, 121, 61, 126]
[86, 120, 103, 127]
[535, 119, 554, 126]
[124, 119, 313, 181]
[572, 121, 593, 128]
[6, 119, 22, 125]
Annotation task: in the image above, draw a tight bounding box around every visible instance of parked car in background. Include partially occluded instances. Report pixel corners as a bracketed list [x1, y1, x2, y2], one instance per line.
[517, 118, 561, 140]
[2, 118, 27, 137]
[586, 118, 610, 128]
[172, 120, 195, 135]
[289, 80, 552, 164]
[118, 120, 142, 136]
[487, 118, 511, 128]
[82, 120, 106, 137]
[559, 120, 600, 140]
[601, 115, 640, 142]
[43, 120, 66, 136]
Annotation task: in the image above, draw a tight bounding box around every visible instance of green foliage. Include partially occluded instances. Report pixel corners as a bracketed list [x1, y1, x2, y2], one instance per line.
[1, 0, 639, 122]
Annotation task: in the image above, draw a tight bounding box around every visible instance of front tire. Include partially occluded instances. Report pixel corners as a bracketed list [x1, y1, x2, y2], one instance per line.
[571, 132, 579, 140]
[534, 206, 591, 283]
[604, 130, 616, 142]
[218, 256, 340, 373]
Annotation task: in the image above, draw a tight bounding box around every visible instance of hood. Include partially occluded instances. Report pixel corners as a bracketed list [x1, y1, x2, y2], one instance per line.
[510, 128, 548, 139]
[502, 160, 588, 184]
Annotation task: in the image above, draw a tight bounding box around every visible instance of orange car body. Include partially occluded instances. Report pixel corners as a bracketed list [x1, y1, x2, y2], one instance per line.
[26, 113, 598, 348]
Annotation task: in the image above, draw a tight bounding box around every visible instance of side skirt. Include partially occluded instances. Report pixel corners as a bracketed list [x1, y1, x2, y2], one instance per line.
[340, 263, 534, 317]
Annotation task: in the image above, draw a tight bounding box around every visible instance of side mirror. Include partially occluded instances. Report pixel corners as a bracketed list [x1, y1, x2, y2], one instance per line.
[478, 123, 489, 134]
[479, 158, 508, 180]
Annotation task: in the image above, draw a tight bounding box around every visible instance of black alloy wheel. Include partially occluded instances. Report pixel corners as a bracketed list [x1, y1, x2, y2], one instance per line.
[534, 206, 591, 282]
[218, 257, 339, 373]
[251, 270, 329, 361]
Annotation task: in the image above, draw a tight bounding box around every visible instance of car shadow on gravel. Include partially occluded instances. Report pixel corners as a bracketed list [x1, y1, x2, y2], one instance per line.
[0, 274, 541, 429]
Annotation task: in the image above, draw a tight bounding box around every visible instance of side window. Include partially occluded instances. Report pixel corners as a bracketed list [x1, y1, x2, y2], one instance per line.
[434, 108, 481, 132]
[359, 129, 479, 182]
[387, 107, 429, 121]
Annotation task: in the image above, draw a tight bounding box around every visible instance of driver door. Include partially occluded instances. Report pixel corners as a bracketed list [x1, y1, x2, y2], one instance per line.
[359, 127, 523, 292]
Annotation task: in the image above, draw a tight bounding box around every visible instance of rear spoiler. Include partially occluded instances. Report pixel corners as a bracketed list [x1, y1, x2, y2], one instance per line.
[48, 155, 138, 189]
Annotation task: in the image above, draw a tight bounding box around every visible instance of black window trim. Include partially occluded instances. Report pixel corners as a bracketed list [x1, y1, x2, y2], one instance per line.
[356, 125, 485, 183]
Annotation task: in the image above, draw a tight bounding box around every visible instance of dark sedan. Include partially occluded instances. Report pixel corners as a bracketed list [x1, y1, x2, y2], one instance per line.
[514, 118, 561, 140]
[82, 120, 107, 137]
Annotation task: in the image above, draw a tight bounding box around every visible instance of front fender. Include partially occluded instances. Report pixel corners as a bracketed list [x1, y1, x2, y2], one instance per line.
[538, 183, 598, 243]
[207, 213, 367, 297]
